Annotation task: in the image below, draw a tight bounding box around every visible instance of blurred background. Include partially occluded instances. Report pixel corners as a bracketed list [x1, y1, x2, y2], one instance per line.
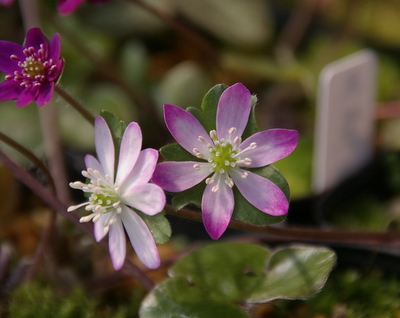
[1, 0, 400, 316]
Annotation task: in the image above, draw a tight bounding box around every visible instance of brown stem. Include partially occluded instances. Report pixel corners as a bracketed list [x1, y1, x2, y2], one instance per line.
[164, 204, 400, 249]
[55, 85, 95, 125]
[0, 149, 155, 290]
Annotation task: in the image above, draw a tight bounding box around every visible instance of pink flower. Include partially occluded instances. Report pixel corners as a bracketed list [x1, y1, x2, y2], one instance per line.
[0, 28, 64, 107]
[152, 83, 298, 239]
[57, 0, 109, 15]
[68, 117, 166, 270]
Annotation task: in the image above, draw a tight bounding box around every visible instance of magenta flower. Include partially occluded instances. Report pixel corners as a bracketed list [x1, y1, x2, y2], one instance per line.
[0, 28, 64, 107]
[0, 0, 14, 6]
[152, 83, 298, 239]
[57, 0, 109, 15]
[68, 117, 166, 270]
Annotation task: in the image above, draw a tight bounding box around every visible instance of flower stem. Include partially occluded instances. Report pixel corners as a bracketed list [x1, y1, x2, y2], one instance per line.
[164, 204, 400, 249]
[55, 85, 95, 125]
[0, 149, 155, 290]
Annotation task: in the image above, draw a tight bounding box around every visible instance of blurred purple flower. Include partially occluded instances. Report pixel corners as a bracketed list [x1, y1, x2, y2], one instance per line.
[0, 0, 14, 7]
[68, 116, 166, 270]
[57, 0, 109, 15]
[152, 83, 298, 239]
[0, 28, 64, 107]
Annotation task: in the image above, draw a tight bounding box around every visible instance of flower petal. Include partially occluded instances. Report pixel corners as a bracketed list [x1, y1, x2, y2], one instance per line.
[152, 161, 211, 192]
[202, 173, 234, 239]
[115, 122, 142, 185]
[57, 0, 85, 15]
[121, 206, 160, 269]
[119, 148, 158, 193]
[121, 183, 165, 216]
[239, 129, 299, 167]
[84, 154, 105, 175]
[16, 86, 38, 107]
[94, 116, 115, 180]
[108, 219, 126, 270]
[164, 104, 212, 159]
[0, 41, 23, 74]
[24, 28, 47, 51]
[35, 81, 54, 106]
[49, 33, 62, 62]
[94, 214, 109, 241]
[216, 83, 252, 141]
[0, 79, 23, 101]
[230, 168, 288, 216]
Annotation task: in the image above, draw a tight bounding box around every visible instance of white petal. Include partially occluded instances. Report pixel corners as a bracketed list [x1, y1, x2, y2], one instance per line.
[84, 155, 105, 175]
[121, 206, 160, 269]
[108, 219, 126, 270]
[94, 214, 109, 242]
[94, 116, 115, 180]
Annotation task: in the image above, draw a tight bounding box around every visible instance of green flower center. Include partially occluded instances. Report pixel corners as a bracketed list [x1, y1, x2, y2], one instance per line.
[209, 141, 239, 173]
[89, 192, 120, 213]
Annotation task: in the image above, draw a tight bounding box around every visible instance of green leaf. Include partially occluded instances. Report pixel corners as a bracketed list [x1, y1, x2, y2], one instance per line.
[100, 110, 126, 153]
[232, 165, 289, 225]
[160, 143, 197, 162]
[169, 242, 270, 301]
[248, 245, 337, 302]
[136, 210, 171, 245]
[139, 276, 248, 318]
[171, 181, 204, 211]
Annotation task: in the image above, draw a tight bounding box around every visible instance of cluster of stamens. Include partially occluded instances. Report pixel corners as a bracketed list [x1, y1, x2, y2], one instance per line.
[5, 44, 58, 88]
[68, 168, 121, 229]
[192, 127, 257, 192]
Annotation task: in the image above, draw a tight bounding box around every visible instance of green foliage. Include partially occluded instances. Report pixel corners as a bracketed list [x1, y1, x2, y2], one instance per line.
[6, 281, 96, 318]
[139, 242, 336, 317]
[136, 209, 172, 244]
[161, 84, 292, 227]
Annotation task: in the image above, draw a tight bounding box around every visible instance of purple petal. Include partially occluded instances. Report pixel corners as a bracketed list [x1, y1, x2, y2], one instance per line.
[0, 80, 23, 101]
[24, 28, 47, 51]
[230, 168, 288, 216]
[121, 183, 165, 216]
[202, 173, 234, 239]
[108, 219, 126, 270]
[49, 33, 62, 62]
[57, 0, 85, 15]
[115, 122, 142, 185]
[94, 215, 108, 241]
[16, 86, 38, 107]
[35, 81, 54, 106]
[152, 161, 211, 192]
[164, 104, 212, 159]
[239, 129, 299, 167]
[216, 83, 252, 141]
[121, 206, 160, 269]
[119, 148, 158, 194]
[94, 116, 115, 180]
[84, 154, 105, 175]
[0, 41, 23, 74]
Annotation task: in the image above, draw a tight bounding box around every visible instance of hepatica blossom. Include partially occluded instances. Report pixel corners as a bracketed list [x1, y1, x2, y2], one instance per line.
[0, 28, 64, 107]
[0, 0, 14, 7]
[57, 0, 109, 15]
[68, 117, 166, 270]
[152, 83, 298, 239]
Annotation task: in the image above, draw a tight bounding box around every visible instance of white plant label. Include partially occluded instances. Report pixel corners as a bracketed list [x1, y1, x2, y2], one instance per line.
[313, 50, 377, 194]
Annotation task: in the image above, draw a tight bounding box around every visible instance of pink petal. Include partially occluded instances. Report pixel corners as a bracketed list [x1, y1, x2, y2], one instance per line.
[35, 81, 54, 106]
[0, 80, 23, 101]
[94, 116, 115, 180]
[115, 122, 142, 185]
[239, 129, 299, 167]
[49, 33, 62, 62]
[119, 148, 159, 193]
[121, 183, 166, 216]
[121, 206, 160, 269]
[57, 0, 85, 15]
[24, 28, 47, 51]
[230, 168, 288, 216]
[108, 219, 126, 270]
[0, 41, 24, 74]
[84, 154, 106, 177]
[94, 215, 108, 241]
[16, 86, 38, 107]
[164, 104, 212, 159]
[216, 83, 252, 141]
[152, 161, 211, 192]
[202, 173, 234, 239]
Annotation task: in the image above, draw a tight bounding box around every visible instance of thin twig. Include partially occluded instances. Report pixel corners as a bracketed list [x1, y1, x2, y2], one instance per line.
[0, 149, 155, 291]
